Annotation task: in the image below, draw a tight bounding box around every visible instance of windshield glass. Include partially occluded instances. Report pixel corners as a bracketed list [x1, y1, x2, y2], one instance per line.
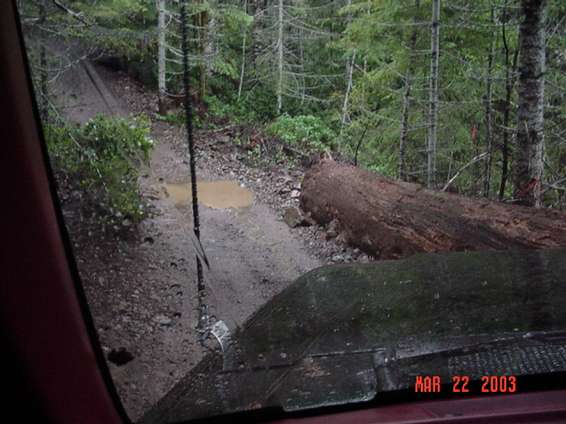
[17, 0, 566, 422]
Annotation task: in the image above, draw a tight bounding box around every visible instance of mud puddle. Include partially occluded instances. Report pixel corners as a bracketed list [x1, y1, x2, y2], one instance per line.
[165, 180, 254, 209]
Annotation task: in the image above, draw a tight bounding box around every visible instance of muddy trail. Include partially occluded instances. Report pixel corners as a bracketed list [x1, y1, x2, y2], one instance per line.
[53, 60, 371, 420]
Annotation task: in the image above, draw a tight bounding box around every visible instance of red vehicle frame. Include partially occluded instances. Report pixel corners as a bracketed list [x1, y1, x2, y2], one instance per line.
[2, 1, 566, 422]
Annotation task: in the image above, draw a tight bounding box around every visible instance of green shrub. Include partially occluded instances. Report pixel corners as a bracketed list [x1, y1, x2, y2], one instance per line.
[46, 115, 154, 224]
[205, 94, 254, 123]
[155, 110, 202, 128]
[204, 83, 277, 124]
[81, 114, 153, 160]
[266, 114, 336, 152]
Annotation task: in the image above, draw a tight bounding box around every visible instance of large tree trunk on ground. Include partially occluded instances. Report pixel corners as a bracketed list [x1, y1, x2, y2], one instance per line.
[300, 160, 566, 260]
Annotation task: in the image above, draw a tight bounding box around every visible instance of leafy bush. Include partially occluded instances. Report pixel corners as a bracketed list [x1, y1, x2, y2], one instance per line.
[266, 114, 336, 152]
[205, 94, 259, 123]
[46, 115, 154, 223]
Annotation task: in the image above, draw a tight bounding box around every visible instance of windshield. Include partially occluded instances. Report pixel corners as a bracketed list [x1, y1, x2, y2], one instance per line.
[17, 0, 566, 422]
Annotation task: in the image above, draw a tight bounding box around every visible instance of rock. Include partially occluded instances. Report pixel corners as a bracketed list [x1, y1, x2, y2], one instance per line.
[325, 229, 338, 240]
[336, 232, 348, 245]
[107, 347, 134, 366]
[290, 189, 301, 198]
[325, 219, 340, 240]
[118, 301, 128, 313]
[153, 314, 172, 326]
[283, 207, 302, 228]
[283, 207, 313, 228]
[302, 212, 316, 227]
[279, 175, 293, 184]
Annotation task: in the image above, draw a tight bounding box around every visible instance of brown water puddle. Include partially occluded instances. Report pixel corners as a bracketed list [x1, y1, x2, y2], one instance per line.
[165, 180, 254, 209]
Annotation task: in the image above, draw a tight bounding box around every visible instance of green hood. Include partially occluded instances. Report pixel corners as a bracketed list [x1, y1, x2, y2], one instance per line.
[141, 248, 566, 423]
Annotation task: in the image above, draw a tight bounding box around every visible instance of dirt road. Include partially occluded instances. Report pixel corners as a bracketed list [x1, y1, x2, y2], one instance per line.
[53, 60, 322, 420]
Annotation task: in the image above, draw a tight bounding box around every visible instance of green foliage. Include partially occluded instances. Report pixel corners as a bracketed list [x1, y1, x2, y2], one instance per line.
[46, 115, 154, 223]
[205, 86, 276, 124]
[45, 124, 83, 173]
[23, 0, 566, 207]
[72, 0, 156, 28]
[63, 1, 158, 86]
[81, 115, 153, 160]
[206, 95, 238, 119]
[155, 110, 202, 129]
[267, 114, 336, 152]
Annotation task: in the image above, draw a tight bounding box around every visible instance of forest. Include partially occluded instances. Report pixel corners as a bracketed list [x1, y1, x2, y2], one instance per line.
[20, 0, 566, 214]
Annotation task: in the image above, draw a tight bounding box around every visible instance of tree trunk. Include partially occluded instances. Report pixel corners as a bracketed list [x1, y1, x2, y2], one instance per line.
[513, 0, 546, 207]
[300, 160, 566, 260]
[250, 0, 263, 74]
[38, 0, 48, 120]
[498, 1, 519, 201]
[276, 0, 284, 114]
[237, 26, 247, 101]
[399, 0, 420, 182]
[199, 8, 209, 99]
[341, 50, 356, 127]
[341, 0, 355, 127]
[483, 4, 495, 197]
[157, 0, 167, 114]
[427, 0, 441, 188]
[299, 26, 306, 105]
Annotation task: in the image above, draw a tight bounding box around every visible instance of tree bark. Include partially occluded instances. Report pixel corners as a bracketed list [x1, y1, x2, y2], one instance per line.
[198, 5, 209, 99]
[399, 0, 420, 182]
[498, 1, 519, 201]
[341, 0, 355, 127]
[427, 0, 441, 188]
[513, 0, 546, 207]
[341, 50, 356, 126]
[157, 0, 167, 114]
[38, 0, 48, 120]
[237, 26, 247, 101]
[276, 0, 284, 114]
[483, 4, 495, 197]
[300, 160, 566, 260]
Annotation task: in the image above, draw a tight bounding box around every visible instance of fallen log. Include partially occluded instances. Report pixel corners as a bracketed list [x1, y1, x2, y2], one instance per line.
[300, 160, 566, 260]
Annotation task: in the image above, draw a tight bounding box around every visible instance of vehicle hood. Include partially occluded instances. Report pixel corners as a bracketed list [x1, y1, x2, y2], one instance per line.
[141, 248, 566, 423]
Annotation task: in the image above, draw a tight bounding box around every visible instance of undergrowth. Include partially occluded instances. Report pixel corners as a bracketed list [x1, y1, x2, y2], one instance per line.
[46, 114, 154, 224]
